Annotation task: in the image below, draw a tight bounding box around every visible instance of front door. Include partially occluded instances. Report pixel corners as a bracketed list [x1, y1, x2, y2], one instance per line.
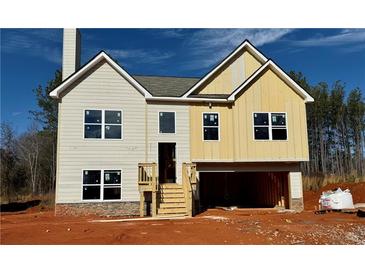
[158, 143, 176, 184]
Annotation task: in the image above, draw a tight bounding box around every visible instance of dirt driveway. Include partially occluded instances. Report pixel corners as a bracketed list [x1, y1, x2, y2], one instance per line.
[2, 182, 365, 245]
[1, 208, 364, 245]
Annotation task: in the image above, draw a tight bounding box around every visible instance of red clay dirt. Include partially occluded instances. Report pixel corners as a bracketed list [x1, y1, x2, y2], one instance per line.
[1, 182, 364, 245]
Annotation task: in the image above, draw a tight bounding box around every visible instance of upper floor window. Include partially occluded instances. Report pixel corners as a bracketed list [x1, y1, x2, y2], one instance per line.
[253, 112, 287, 140]
[203, 113, 219, 141]
[84, 110, 122, 139]
[159, 112, 175, 133]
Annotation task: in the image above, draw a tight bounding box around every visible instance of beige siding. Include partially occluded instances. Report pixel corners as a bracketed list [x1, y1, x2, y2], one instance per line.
[190, 68, 309, 162]
[197, 50, 262, 95]
[62, 29, 81, 80]
[56, 60, 146, 203]
[146, 102, 190, 184]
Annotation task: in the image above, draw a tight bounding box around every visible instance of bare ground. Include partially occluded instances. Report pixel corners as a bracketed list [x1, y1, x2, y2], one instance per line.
[1, 182, 364, 245]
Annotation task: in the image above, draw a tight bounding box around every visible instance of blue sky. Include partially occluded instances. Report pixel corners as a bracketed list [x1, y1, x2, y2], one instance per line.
[1, 28, 365, 133]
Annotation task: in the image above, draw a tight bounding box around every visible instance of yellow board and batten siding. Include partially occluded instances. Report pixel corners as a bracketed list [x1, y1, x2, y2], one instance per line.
[198, 51, 262, 95]
[190, 68, 309, 162]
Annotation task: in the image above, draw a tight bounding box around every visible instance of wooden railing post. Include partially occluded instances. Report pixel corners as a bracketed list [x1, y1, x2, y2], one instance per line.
[151, 163, 157, 217]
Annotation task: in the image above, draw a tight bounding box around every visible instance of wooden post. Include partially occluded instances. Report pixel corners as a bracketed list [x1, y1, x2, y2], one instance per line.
[139, 192, 145, 217]
[152, 191, 157, 217]
[151, 163, 157, 217]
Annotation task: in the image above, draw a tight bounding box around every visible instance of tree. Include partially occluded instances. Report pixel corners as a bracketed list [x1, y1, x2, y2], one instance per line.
[29, 70, 62, 192]
[17, 125, 40, 195]
[0, 123, 27, 202]
[30, 69, 61, 131]
[290, 70, 365, 189]
[347, 88, 365, 176]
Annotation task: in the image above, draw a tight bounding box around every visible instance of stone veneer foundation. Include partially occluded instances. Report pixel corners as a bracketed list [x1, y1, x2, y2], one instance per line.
[55, 202, 139, 217]
[290, 198, 304, 212]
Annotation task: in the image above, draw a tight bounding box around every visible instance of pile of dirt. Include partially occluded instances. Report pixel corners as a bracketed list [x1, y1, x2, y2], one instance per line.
[303, 182, 365, 210]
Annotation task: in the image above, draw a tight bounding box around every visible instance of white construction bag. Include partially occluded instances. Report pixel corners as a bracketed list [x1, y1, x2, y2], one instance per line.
[319, 188, 354, 210]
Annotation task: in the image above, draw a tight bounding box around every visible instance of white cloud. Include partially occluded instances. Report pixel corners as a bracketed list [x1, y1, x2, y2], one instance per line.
[180, 28, 293, 71]
[1, 29, 62, 64]
[107, 48, 175, 64]
[11, 111, 22, 117]
[291, 29, 365, 47]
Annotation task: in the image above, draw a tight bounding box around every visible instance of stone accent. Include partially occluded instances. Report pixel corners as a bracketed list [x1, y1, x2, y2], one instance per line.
[55, 202, 139, 217]
[290, 198, 304, 212]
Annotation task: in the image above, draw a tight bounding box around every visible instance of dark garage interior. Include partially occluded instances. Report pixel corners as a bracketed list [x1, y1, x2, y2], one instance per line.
[199, 172, 289, 209]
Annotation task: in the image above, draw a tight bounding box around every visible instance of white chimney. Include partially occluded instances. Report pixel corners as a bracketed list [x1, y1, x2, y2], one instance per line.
[62, 28, 81, 80]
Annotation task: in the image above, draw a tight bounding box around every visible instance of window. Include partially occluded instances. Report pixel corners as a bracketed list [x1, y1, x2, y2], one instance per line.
[103, 170, 122, 200]
[84, 110, 122, 139]
[253, 112, 287, 140]
[84, 110, 102, 138]
[203, 113, 219, 141]
[253, 113, 269, 140]
[159, 112, 175, 133]
[82, 170, 122, 201]
[105, 111, 122, 139]
[271, 113, 287, 140]
[82, 170, 101, 200]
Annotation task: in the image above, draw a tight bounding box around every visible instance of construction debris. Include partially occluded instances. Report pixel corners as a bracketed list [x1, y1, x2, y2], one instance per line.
[319, 188, 354, 210]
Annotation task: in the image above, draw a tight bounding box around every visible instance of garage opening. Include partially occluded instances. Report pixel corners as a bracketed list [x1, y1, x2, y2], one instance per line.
[199, 172, 289, 209]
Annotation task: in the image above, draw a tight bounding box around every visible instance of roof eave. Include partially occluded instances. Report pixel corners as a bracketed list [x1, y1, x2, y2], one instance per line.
[49, 52, 153, 99]
[182, 40, 268, 98]
[146, 96, 233, 103]
[228, 60, 315, 103]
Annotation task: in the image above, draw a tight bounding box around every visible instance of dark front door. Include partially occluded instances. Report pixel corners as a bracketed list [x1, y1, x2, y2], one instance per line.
[158, 143, 176, 184]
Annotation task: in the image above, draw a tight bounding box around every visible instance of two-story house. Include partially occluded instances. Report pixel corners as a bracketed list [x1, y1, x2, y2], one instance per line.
[50, 29, 313, 217]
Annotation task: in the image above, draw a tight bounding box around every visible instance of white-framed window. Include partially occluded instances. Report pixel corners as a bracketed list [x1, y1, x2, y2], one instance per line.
[84, 109, 122, 139]
[82, 169, 122, 201]
[159, 112, 175, 133]
[253, 112, 287, 140]
[203, 112, 219, 141]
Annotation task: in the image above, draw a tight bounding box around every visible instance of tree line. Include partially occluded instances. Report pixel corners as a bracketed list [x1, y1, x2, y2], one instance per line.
[1, 70, 364, 202]
[289, 72, 365, 189]
[1, 71, 60, 203]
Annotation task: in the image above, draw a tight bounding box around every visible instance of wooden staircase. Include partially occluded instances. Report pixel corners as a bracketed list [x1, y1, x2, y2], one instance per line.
[157, 184, 188, 217]
[137, 162, 197, 218]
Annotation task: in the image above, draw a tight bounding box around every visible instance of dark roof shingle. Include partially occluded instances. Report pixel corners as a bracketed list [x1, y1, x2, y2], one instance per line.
[133, 75, 199, 97]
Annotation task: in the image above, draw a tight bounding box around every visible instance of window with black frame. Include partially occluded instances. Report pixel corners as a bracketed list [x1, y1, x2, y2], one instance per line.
[159, 112, 175, 133]
[203, 113, 219, 141]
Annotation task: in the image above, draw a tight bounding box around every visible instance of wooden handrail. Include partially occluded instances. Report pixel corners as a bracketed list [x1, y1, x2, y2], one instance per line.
[138, 162, 158, 217]
[137, 162, 157, 186]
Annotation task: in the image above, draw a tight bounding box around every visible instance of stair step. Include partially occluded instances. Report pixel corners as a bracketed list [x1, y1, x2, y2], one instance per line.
[159, 189, 184, 194]
[159, 197, 186, 203]
[158, 207, 187, 214]
[156, 213, 187, 218]
[159, 193, 185, 198]
[159, 183, 183, 189]
[159, 203, 186, 208]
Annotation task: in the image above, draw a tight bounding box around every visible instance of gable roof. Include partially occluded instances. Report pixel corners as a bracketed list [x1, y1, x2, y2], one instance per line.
[133, 75, 199, 97]
[50, 40, 313, 104]
[181, 40, 268, 98]
[227, 60, 314, 102]
[49, 51, 154, 99]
